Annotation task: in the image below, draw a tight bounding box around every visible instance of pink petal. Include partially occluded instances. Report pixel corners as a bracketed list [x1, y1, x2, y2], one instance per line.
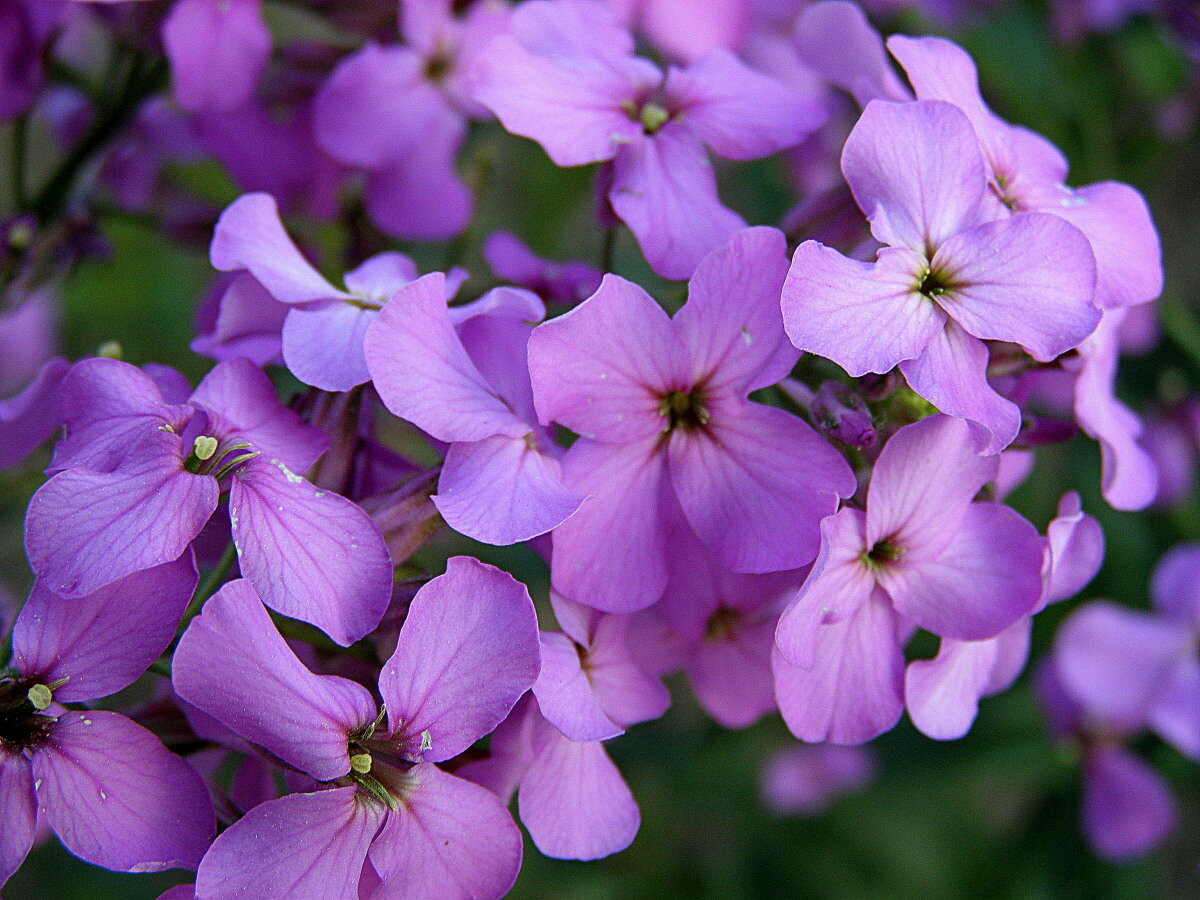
[1050, 181, 1162, 309]
[639, 0, 748, 61]
[686, 615, 778, 729]
[610, 123, 746, 280]
[865, 413, 997, 552]
[877, 502, 1043, 641]
[196, 787, 382, 897]
[34, 711, 214, 874]
[0, 753, 36, 887]
[473, 35, 652, 167]
[229, 459, 393, 647]
[773, 594, 905, 745]
[841, 99, 988, 252]
[312, 43, 437, 169]
[369, 763, 523, 899]
[533, 631, 624, 742]
[782, 242, 945, 377]
[189, 357, 328, 473]
[527, 274, 676, 442]
[161, 0, 270, 113]
[25, 434, 218, 598]
[518, 722, 639, 861]
[775, 508, 874, 669]
[13, 555, 197, 703]
[190, 273, 287, 366]
[674, 226, 797, 394]
[1042, 492, 1105, 606]
[210, 192, 349, 305]
[282, 303, 378, 392]
[365, 272, 523, 443]
[173, 579, 379, 781]
[794, 1, 911, 105]
[1054, 600, 1191, 731]
[434, 434, 583, 545]
[666, 50, 821, 159]
[933, 213, 1099, 361]
[899, 320, 1022, 455]
[379, 557, 541, 762]
[581, 614, 671, 727]
[550, 438, 670, 613]
[669, 403, 854, 573]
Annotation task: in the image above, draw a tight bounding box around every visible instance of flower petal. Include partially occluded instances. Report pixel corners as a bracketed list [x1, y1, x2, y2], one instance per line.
[173, 579, 379, 781]
[229, 459, 393, 647]
[13, 554, 196, 703]
[34, 711, 214, 874]
[669, 403, 854, 573]
[434, 434, 583, 545]
[782, 242, 944, 377]
[379, 557, 541, 762]
[609, 123, 746, 280]
[533, 631, 623, 743]
[196, 787, 382, 898]
[162, 0, 270, 113]
[0, 753, 36, 887]
[1082, 746, 1176, 861]
[370, 763, 523, 899]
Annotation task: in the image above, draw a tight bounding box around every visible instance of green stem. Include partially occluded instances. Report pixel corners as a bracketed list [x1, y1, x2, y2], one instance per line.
[10, 115, 28, 211]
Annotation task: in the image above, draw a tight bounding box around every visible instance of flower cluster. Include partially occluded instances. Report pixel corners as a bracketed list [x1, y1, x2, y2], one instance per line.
[0, 0, 1193, 896]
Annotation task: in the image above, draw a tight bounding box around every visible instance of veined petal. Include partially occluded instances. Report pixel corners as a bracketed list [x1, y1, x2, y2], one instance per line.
[33, 712, 214, 874]
[369, 763, 523, 900]
[610, 123, 746, 280]
[379, 557, 540, 763]
[783, 242, 944, 377]
[434, 434, 583, 546]
[229, 458, 393, 647]
[0, 753, 36, 887]
[173, 579, 379, 781]
[13, 554, 197, 703]
[196, 787, 382, 898]
[282, 303, 378, 392]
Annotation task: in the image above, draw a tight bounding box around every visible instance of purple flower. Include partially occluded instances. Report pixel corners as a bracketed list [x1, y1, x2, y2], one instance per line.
[904, 491, 1105, 740]
[364, 272, 585, 545]
[1, 557, 215, 886]
[760, 742, 876, 816]
[209, 192, 441, 392]
[475, 0, 823, 279]
[25, 356, 393, 646]
[311, 0, 511, 241]
[774, 414, 1044, 744]
[1035, 663, 1177, 861]
[782, 98, 1100, 454]
[528, 227, 854, 612]
[161, 0, 270, 113]
[483, 230, 602, 308]
[1055, 544, 1200, 761]
[606, 0, 750, 62]
[172, 558, 539, 898]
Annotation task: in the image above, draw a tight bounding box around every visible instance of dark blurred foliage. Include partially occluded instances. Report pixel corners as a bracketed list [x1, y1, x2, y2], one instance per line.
[1, 0, 1198, 897]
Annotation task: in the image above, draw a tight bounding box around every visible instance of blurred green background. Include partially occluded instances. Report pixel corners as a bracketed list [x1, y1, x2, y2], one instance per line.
[2, 1, 1198, 897]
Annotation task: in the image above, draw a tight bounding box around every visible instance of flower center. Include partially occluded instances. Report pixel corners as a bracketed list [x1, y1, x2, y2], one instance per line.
[622, 98, 673, 135]
[916, 267, 954, 299]
[862, 538, 904, 569]
[705, 606, 742, 641]
[659, 387, 710, 432]
[0, 676, 57, 753]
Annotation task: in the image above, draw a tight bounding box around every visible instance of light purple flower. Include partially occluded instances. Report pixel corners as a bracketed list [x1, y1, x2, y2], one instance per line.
[1055, 544, 1200, 761]
[0, 556, 214, 887]
[483, 230, 602, 307]
[782, 99, 1099, 454]
[161, 0, 270, 113]
[312, 0, 511, 241]
[208, 192, 438, 392]
[529, 227, 854, 612]
[475, 0, 823, 279]
[904, 491, 1104, 740]
[25, 356, 392, 646]
[364, 272, 584, 545]
[885, 34, 1163, 311]
[774, 414, 1044, 744]
[760, 742, 876, 816]
[172, 557, 539, 898]
[606, 0, 750, 62]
